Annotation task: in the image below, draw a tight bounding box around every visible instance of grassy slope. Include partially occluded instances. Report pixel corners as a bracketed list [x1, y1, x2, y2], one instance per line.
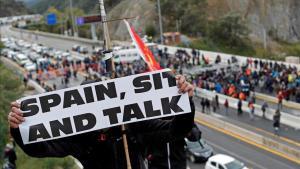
[0, 56, 77, 169]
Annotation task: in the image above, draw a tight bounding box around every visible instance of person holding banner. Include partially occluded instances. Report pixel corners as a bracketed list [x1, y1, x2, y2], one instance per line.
[8, 74, 195, 169]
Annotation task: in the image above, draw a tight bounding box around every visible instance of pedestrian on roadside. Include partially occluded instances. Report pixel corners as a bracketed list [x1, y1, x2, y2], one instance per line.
[205, 98, 210, 114]
[23, 76, 28, 88]
[261, 101, 268, 119]
[277, 90, 284, 110]
[248, 101, 255, 120]
[215, 95, 219, 110]
[273, 109, 281, 135]
[53, 83, 56, 91]
[224, 99, 229, 115]
[201, 98, 205, 113]
[237, 99, 243, 115]
[2, 143, 16, 169]
[212, 98, 217, 113]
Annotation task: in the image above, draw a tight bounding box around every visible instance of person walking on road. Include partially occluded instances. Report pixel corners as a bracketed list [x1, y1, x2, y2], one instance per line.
[273, 109, 281, 135]
[237, 99, 243, 115]
[201, 98, 205, 113]
[248, 101, 255, 120]
[205, 98, 210, 114]
[261, 102, 268, 119]
[224, 99, 229, 115]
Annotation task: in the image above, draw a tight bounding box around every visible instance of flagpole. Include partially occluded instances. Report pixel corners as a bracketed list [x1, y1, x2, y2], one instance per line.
[98, 1, 132, 169]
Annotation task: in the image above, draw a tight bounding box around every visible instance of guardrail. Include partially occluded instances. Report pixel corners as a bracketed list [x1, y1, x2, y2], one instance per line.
[195, 88, 300, 130]
[195, 113, 300, 164]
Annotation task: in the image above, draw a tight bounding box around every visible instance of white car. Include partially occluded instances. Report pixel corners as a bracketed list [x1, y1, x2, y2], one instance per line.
[205, 154, 248, 169]
[24, 62, 37, 72]
[15, 54, 30, 66]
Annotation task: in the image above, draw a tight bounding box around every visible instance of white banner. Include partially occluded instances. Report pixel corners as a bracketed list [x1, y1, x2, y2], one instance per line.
[18, 69, 191, 144]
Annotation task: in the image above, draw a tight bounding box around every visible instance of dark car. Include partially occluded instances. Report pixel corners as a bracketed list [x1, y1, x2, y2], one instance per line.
[185, 138, 214, 163]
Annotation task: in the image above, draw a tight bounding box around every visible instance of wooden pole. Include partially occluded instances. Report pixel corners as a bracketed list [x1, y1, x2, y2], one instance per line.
[98, 1, 132, 168]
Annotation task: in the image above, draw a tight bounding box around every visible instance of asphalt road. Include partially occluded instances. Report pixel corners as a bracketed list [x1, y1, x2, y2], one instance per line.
[188, 123, 299, 169]
[2, 25, 95, 53]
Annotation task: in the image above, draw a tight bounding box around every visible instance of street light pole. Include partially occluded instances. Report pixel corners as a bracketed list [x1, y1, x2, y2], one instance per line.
[157, 0, 164, 44]
[98, 1, 131, 169]
[69, 0, 78, 37]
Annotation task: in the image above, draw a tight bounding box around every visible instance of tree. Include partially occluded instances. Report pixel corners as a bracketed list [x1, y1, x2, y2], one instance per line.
[159, 0, 207, 36]
[145, 24, 157, 38]
[209, 12, 249, 48]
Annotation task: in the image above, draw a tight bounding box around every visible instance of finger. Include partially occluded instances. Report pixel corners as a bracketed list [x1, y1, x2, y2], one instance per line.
[11, 102, 20, 108]
[8, 115, 22, 125]
[12, 107, 23, 116]
[11, 112, 25, 122]
[179, 82, 188, 93]
[177, 76, 186, 86]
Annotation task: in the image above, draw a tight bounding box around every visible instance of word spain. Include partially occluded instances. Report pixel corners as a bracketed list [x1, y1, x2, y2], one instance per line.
[18, 69, 191, 144]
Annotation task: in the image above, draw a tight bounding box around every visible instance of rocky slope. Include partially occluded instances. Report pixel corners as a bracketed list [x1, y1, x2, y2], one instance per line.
[0, 0, 29, 17]
[107, 0, 300, 42]
[206, 0, 300, 42]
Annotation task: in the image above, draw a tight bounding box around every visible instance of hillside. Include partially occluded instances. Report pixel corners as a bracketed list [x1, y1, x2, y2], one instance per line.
[29, 0, 122, 14]
[0, 0, 29, 17]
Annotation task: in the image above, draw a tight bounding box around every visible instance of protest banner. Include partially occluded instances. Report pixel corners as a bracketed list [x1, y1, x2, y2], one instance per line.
[18, 69, 191, 144]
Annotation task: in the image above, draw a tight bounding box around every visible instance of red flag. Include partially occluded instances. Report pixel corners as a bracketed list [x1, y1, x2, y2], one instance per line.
[124, 20, 161, 71]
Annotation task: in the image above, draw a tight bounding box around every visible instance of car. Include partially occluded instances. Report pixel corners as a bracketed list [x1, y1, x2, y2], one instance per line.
[205, 154, 248, 169]
[72, 44, 80, 52]
[1, 48, 10, 57]
[53, 51, 63, 60]
[92, 47, 103, 55]
[15, 54, 30, 66]
[28, 52, 41, 62]
[24, 62, 37, 72]
[79, 46, 88, 54]
[185, 138, 213, 163]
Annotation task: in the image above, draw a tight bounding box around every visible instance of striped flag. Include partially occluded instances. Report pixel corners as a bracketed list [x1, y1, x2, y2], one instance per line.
[124, 20, 161, 71]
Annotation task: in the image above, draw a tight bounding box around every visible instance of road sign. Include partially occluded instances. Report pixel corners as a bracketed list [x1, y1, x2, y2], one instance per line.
[46, 13, 57, 25]
[76, 15, 102, 25]
[76, 17, 84, 26]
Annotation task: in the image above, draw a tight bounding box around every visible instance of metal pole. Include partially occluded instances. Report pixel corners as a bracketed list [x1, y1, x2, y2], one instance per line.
[98, 1, 131, 169]
[157, 0, 164, 44]
[69, 0, 77, 37]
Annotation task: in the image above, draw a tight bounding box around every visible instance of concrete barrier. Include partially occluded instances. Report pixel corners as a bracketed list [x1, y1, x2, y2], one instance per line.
[195, 88, 300, 130]
[195, 113, 300, 164]
[10, 27, 129, 47]
[158, 44, 300, 70]
[254, 92, 300, 110]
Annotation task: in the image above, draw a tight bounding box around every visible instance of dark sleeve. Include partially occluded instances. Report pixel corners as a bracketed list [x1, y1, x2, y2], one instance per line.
[132, 97, 195, 145]
[10, 128, 72, 158]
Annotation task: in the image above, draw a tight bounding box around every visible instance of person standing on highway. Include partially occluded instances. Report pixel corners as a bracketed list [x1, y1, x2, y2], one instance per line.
[248, 101, 255, 120]
[237, 99, 243, 115]
[273, 109, 281, 135]
[224, 99, 229, 115]
[261, 101, 268, 119]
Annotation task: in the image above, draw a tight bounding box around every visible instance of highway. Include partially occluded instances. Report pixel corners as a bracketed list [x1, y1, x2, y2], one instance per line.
[2, 25, 96, 53]
[188, 121, 299, 169]
[2, 26, 299, 169]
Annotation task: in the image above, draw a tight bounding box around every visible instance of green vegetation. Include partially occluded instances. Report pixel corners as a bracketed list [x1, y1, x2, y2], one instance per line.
[0, 59, 76, 168]
[0, 61, 24, 165]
